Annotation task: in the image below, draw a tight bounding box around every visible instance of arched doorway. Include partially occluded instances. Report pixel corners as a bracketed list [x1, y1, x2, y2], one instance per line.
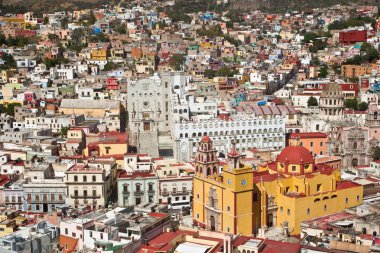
[352, 158, 358, 167]
[210, 216, 216, 231]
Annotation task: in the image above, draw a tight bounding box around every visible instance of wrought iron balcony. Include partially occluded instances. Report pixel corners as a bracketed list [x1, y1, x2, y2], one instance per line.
[70, 194, 101, 199]
[134, 191, 144, 196]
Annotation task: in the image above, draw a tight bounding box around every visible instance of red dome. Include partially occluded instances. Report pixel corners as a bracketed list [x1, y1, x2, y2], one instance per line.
[276, 146, 314, 164]
[201, 136, 212, 143]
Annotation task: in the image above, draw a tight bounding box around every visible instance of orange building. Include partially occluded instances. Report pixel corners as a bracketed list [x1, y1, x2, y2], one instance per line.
[315, 155, 342, 171]
[341, 64, 377, 79]
[60, 235, 79, 253]
[288, 132, 328, 156]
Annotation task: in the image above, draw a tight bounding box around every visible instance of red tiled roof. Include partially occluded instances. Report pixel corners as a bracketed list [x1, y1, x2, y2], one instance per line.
[261, 239, 301, 253]
[136, 230, 196, 253]
[276, 146, 314, 165]
[118, 171, 156, 179]
[336, 181, 361, 190]
[360, 234, 373, 240]
[289, 132, 327, 139]
[201, 136, 212, 143]
[148, 212, 169, 219]
[0, 175, 11, 187]
[366, 176, 380, 183]
[59, 235, 78, 253]
[253, 171, 280, 184]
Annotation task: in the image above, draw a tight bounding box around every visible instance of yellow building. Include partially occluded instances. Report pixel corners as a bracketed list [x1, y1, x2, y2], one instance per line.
[254, 145, 363, 235]
[0, 219, 16, 236]
[341, 64, 377, 79]
[193, 137, 255, 235]
[59, 99, 120, 118]
[83, 132, 128, 158]
[193, 137, 364, 236]
[84, 143, 128, 157]
[91, 48, 109, 61]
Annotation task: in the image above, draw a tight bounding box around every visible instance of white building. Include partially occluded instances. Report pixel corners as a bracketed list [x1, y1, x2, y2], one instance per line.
[155, 159, 194, 207]
[292, 94, 320, 107]
[50, 66, 75, 80]
[172, 105, 289, 161]
[65, 158, 116, 209]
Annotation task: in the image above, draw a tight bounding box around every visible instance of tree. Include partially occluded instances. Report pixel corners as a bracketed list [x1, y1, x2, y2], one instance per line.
[89, 33, 110, 43]
[345, 42, 379, 64]
[5, 103, 21, 116]
[216, 66, 238, 77]
[117, 25, 127, 34]
[88, 11, 97, 25]
[0, 53, 16, 70]
[43, 16, 49, 25]
[358, 101, 369, 111]
[48, 33, 59, 43]
[169, 54, 185, 71]
[60, 126, 70, 137]
[345, 98, 359, 110]
[373, 146, 380, 160]
[319, 66, 328, 78]
[204, 69, 216, 79]
[61, 17, 69, 29]
[307, 96, 318, 107]
[103, 62, 119, 71]
[196, 25, 223, 38]
[167, 11, 192, 23]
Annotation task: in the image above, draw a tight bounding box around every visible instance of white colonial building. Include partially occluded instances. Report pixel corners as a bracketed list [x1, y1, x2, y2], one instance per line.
[172, 104, 290, 161]
[65, 158, 117, 209]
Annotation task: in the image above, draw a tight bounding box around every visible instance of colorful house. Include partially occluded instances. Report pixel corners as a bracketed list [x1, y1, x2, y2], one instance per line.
[193, 137, 256, 235]
[193, 137, 364, 236]
[254, 145, 363, 235]
[288, 132, 328, 156]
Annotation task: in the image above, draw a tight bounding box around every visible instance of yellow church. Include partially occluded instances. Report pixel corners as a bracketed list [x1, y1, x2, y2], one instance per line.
[193, 137, 363, 235]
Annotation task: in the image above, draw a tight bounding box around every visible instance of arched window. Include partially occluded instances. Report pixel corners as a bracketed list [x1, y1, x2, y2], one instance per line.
[314, 198, 321, 202]
[92, 175, 96, 182]
[83, 176, 87, 182]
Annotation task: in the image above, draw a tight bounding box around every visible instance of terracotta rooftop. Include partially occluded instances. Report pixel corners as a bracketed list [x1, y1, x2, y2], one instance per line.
[118, 171, 156, 179]
[289, 132, 327, 139]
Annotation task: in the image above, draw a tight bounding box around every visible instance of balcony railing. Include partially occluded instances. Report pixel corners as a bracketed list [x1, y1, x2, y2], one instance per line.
[29, 199, 65, 204]
[5, 200, 22, 204]
[70, 194, 101, 199]
[123, 191, 130, 196]
[147, 189, 155, 194]
[172, 190, 190, 196]
[134, 191, 144, 196]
